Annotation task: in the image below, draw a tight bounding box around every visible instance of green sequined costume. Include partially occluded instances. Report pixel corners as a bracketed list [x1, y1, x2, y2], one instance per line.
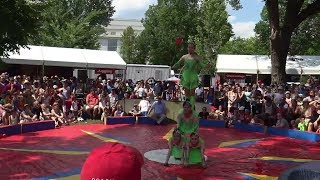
[172, 55, 206, 108]
[177, 111, 199, 137]
[170, 136, 186, 159]
[188, 138, 204, 164]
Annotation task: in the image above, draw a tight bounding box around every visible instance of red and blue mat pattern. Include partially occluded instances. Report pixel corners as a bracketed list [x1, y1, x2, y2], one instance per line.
[0, 124, 319, 179]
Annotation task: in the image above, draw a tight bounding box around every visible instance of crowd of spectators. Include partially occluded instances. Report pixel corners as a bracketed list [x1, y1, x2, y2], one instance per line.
[0, 71, 319, 134]
[210, 78, 320, 134]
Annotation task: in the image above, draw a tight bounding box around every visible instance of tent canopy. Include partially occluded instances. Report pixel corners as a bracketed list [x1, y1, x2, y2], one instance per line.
[1, 45, 126, 69]
[216, 55, 320, 75]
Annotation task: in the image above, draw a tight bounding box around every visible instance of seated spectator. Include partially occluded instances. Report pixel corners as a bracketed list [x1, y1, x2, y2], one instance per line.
[86, 89, 99, 120]
[20, 104, 37, 124]
[297, 117, 307, 131]
[250, 114, 264, 125]
[148, 96, 167, 125]
[9, 109, 19, 124]
[274, 113, 289, 128]
[128, 104, 141, 117]
[198, 107, 209, 119]
[98, 92, 109, 116]
[51, 102, 65, 127]
[101, 105, 111, 121]
[114, 104, 125, 117]
[41, 104, 53, 120]
[32, 101, 43, 120]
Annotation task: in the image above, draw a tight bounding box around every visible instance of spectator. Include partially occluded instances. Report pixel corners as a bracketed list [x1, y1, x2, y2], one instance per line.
[198, 107, 209, 119]
[86, 89, 99, 120]
[20, 104, 37, 123]
[138, 95, 150, 116]
[148, 96, 167, 125]
[275, 113, 289, 128]
[114, 104, 125, 117]
[128, 104, 141, 117]
[51, 102, 65, 127]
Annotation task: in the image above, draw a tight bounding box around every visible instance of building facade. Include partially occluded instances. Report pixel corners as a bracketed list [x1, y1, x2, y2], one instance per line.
[99, 19, 144, 52]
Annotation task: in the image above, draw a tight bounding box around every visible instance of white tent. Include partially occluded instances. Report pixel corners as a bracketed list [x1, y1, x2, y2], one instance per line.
[216, 55, 320, 75]
[216, 55, 258, 74]
[2, 45, 126, 69]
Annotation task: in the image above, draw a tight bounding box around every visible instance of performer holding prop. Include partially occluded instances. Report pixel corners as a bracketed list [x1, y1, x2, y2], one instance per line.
[164, 128, 186, 166]
[172, 41, 209, 109]
[186, 132, 206, 168]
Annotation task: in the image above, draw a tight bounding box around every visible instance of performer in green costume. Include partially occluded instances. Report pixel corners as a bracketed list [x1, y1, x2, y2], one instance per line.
[177, 101, 199, 138]
[186, 132, 206, 168]
[172, 42, 208, 109]
[164, 128, 186, 166]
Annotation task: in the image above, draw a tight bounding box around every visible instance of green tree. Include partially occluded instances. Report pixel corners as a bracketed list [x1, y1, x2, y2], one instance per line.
[133, 31, 149, 64]
[255, 6, 320, 56]
[195, 0, 233, 74]
[0, 0, 39, 57]
[31, 0, 114, 49]
[220, 37, 269, 55]
[256, 0, 320, 83]
[140, 0, 200, 66]
[120, 26, 137, 63]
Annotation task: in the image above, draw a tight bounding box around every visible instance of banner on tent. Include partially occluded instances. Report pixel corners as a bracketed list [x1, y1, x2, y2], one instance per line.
[95, 68, 114, 74]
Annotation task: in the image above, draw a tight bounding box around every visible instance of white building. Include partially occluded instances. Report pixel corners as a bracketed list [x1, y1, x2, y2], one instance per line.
[99, 19, 144, 52]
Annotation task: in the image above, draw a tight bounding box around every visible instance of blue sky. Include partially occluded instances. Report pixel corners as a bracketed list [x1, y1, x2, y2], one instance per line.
[112, 0, 264, 38]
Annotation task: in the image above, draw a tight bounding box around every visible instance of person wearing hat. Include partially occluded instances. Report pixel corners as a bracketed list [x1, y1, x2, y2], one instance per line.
[81, 143, 144, 180]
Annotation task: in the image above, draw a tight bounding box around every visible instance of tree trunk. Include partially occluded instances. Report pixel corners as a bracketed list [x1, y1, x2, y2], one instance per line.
[270, 28, 293, 84]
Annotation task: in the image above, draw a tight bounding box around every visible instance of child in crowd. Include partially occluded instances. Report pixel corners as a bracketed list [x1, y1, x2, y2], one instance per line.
[101, 105, 111, 122]
[297, 117, 308, 131]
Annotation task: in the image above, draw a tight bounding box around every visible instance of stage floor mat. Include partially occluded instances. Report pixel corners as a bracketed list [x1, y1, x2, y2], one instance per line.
[0, 124, 319, 179]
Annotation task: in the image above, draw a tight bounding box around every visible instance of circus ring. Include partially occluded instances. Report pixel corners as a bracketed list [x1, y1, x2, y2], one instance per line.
[0, 117, 320, 180]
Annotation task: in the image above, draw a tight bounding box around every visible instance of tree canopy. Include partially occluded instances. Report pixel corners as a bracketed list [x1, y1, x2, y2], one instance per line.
[125, 0, 232, 70]
[31, 0, 114, 49]
[0, 0, 39, 57]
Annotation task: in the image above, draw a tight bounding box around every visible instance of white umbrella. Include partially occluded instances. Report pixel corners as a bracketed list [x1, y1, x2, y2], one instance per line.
[166, 77, 180, 82]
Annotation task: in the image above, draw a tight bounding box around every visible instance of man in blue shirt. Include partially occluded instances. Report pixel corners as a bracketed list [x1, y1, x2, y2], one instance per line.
[148, 96, 167, 125]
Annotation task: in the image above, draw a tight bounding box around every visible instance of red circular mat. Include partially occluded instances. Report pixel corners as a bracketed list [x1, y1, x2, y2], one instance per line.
[0, 124, 319, 179]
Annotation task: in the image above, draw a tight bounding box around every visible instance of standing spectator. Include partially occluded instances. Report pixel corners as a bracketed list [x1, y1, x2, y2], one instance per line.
[195, 85, 204, 102]
[153, 81, 163, 99]
[109, 88, 119, 115]
[138, 94, 150, 116]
